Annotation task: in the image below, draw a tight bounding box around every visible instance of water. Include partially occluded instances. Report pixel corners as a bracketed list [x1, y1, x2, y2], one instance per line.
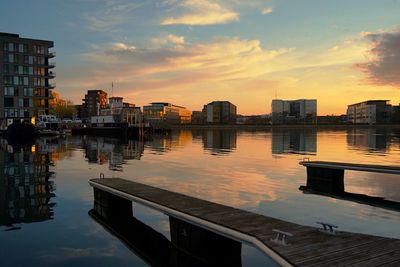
[1, 128, 399, 266]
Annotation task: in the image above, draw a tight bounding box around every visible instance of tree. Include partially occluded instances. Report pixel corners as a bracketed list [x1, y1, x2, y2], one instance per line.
[50, 99, 76, 119]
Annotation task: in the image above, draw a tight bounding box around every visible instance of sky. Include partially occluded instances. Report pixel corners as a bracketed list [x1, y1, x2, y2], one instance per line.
[1, 0, 400, 115]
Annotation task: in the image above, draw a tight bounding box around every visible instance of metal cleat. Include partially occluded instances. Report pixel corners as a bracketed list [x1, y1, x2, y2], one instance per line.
[317, 221, 338, 234]
[99, 173, 105, 179]
[270, 229, 293, 246]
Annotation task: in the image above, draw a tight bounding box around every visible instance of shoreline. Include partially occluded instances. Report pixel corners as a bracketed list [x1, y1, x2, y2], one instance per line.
[168, 124, 400, 130]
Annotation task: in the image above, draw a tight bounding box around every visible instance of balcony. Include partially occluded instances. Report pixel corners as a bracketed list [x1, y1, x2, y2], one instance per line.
[46, 51, 56, 58]
[46, 62, 56, 68]
[46, 71, 56, 79]
[46, 83, 56, 89]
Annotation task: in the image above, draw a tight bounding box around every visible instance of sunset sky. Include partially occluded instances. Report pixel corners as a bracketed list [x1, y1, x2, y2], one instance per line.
[1, 0, 400, 115]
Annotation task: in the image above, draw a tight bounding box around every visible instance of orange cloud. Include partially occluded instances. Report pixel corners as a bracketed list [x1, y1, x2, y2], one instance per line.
[161, 0, 239, 25]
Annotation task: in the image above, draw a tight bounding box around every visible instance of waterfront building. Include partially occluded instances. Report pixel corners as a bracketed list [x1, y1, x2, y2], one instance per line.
[347, 100, 391, 124]
[271, 99, 317, 124]
[0, 32, 55, 128]
[91, 96, 142, 126]
[82, 89, 108, 120]
[191, 111, 203, 124]
[202, 101, 237, 124]
[143, 102, 191, 124]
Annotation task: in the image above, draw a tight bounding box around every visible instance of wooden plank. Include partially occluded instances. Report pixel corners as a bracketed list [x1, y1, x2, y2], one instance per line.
[299, 161, 400, 174]
[90, 178, 400, 267]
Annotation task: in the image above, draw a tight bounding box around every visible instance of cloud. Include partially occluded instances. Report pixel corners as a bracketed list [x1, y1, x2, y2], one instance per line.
[357, 28, 400, 87]
[261, 7, 273, 15]
[152, 34, 185, 47]
[161, 0, 239, 25]
[82, 1, 143, 31]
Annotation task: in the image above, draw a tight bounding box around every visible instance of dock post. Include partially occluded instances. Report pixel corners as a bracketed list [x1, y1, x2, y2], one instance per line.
[169, 216, 242, 266]
[306, 167, 345, 194]
[93, 187, 132, 221]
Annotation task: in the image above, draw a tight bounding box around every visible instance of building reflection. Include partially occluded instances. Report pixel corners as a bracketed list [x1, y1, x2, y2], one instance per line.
[271, 129, 317, 155]
[81, 136, 144, 171]
[147, 130, 192, 154]
[201, 130, 237, 155]
[0, 138, 57, 230]
[347, 128, 390, 152]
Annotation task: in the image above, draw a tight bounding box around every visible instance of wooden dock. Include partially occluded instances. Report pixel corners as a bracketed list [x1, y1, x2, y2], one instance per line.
[299, 161, 400, 175]
[89, 178, 400, 267]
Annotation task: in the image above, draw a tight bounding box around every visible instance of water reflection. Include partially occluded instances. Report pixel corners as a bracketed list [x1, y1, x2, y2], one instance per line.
[146, 131, 192, 154]
[0, 138, 57, 230]
[197, 130, 237, 155]
[81, 136, 144, 171]
[347, 128, 391, 152]
[271, 129, 317, 155]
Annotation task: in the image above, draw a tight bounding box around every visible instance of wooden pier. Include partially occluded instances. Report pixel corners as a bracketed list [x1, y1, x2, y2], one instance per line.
[89, 178, 400, 266]
[299, 161, 400, 175]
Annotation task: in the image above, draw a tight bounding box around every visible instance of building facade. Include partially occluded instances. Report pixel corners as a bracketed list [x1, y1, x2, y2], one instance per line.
[347, 100, 392, 124]
[0, 32, 55, 128]
[271, 99, 317, 124]
[81, 90, 108, 120]
[143, 102, 191, 124]
[91, 96, 142, 126]
[202, 101, 237, 124]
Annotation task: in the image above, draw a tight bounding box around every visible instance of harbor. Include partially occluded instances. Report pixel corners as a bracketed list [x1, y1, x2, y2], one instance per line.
[1, 129, 399, 266]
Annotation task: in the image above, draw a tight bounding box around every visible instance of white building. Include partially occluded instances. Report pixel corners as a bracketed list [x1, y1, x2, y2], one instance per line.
[347, 100, 391, 124]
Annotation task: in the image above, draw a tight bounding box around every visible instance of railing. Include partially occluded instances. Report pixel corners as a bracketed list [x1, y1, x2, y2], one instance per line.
[46, 51, 56, 58]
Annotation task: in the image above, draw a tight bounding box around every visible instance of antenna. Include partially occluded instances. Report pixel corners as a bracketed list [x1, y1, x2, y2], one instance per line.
[111, 81, 114, 97]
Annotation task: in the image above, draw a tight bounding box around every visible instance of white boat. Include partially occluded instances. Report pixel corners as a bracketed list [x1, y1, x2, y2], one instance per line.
[36, 115, 62, 136]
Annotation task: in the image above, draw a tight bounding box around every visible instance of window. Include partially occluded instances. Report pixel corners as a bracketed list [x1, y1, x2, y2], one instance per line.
[28, 56, 33, 64]
[13, 76, 19, 85]
[4, 98, 14, 107]
[3, 64, 9, 73]
[4, 76, 12, 85]
[19, 66, 23, 74]
[4, 87, 17, 96]
[23, 88, 33, 97]
[19, 109, 24, 117]
[8, 54, 14, 63]
[23, 98, 30, 107]
[18, 44, 24, 53]
[23, 77, 29, 86]
[8, 43, 14, 52]
[19, 98, 23, 107]
[28, 67, 33, 75]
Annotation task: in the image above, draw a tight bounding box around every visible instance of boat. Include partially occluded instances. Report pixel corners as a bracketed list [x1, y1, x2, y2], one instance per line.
[36, 115, 62, 136]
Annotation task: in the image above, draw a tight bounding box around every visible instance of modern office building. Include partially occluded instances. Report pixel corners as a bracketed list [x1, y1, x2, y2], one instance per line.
[81, 90, 108, 119]
[143, 102, 191, 124]
[271, 99, 317, 124]
[202, 101, 237, 124]
[0, 32, 55, 128]
[347, 100, 392, 124]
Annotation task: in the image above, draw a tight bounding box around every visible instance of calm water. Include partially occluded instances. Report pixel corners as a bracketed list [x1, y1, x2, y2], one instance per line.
[1, 128, 400, 266]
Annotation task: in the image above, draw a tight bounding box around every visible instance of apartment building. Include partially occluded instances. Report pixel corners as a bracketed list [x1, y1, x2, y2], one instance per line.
[347, 100, 392, 124]
[0, 32, 55, 127]
[81, 89, 108, 119]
